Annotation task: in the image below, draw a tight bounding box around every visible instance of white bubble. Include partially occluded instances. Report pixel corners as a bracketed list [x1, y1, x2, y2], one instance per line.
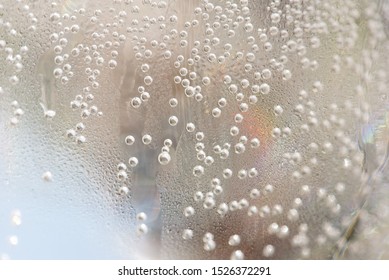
[11, 210, 22, 226]
[228, 235, 241, 246]
[287, 209, 299, 222]
[250, 188, 260, 199]
[168, 116, 178, 126]
[212, 107, 221, 118]
[128, 157, 139, 167]
[250, 138, 260, 148]
[231, 250, 244, 260]
[204, 239, 216, 251]
[125, 135, 135, 145]
[108, 59, 117, 69]
[282, 69, 292, 80]
[136, 212, 147, 221]
[274, 105, 283, 115]
[182, 229, 193, 240]
[158, 152, 171, 165]
[169, 98, 178, 107]
[142, 134, 152, 145]
[137, 224, 148, 235]
[230, 126, 239, 136]
[42, 171, 53, 182]
[193, 165, 204, 177]
[9, 235, 18, 246]
[263, 244, 275, 257]
[131, 97, 142, 108]
[203, 196, 215, 209]
[184, 206, 195, 217]
[223, 168, 233, 179]
[234, 142, 246, 154]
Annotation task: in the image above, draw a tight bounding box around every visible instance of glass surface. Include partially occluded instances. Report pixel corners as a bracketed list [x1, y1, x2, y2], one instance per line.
[1, 0, 389, 259]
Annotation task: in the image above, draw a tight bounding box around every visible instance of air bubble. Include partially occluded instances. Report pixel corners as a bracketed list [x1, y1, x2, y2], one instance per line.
[158, 152, 171, 165]
[137, 224, 148, 235]
[128, 157, 139, 167]
[228, 235, 241, 246]
[182, 229, 193, 240]
[142, 134, 152, 145]
[231, 250, 244, 260]
[42, 171, 53, 182]
[184, 206, 195, 217]
[168, 116, 178, 126]
[169, 98, 178, 107]
[193, 165, 205, 177]
[136, 212, 147, 221]
[263, 244, 275, 257]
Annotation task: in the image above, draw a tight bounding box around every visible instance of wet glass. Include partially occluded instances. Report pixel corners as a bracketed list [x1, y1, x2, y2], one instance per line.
[1, 0, 389, 260]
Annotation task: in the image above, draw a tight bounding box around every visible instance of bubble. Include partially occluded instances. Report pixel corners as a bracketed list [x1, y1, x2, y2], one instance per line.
[249, 95, 258, 104]
[204, 239, 216, 251]
[169, 98, 178, 107]
[218, 147, 229, 159]
[186, 123, 195, 132]
[250, 188, 260, 199]
[230, 126, 239, 137]
[136, 212, 147, 221]
[168, 116, 178, 126]
[235, 114, 244, 123]
[9, 235, 18, 246]
[234, 142, 246, 154]
[201, 77, 211, 86]
[228, 234, 241, 246]
[193, 165, 204, 177]
[263, 244, 275, 257]
[131, 97, 142, 108]
[223, 168, 233, 179]
[9, 75, 19, 85]
[125, 135, 135, 145]
[182, 229, 193, 240]
[42, 171, 53, 182]
[195, 132, 204, 141]
[163, 139, 173, 148]
[231, 250, 244, 260]
[108, 60, 117, 69]
[244, 167, 255, 179]
[211, 108, 221, 118]
[50, 12, 60, 22]
[272, 127, 282, 138]
[287, 209, 299, 222]
[274, 105, 283, 116]
[14, 108, 24, 117]
[141, 134, 152, 145]
[158, 152, 171, 165]
[239, 103, 249, 112]
[144, 76, 153, 85]
[11, 210, 22, 226]
[213, 185, 223, 194]
[264, 42, 272, 51]
[250, 138, 260, 148]
[195, 143, 205, 152]
[259, 83, 270, 94]
[247, 206, 258, 216]
[282, 69, 292, 80]
[184, 206, 195, 217]
[128, 157, 139, 167]
[203, 197, 215, 209]
[137, 224, 148, 235]
[264, 184, 274, 194]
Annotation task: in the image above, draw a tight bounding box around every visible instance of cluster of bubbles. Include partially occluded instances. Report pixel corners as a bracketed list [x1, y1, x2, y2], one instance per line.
[1, 0, 389, 259]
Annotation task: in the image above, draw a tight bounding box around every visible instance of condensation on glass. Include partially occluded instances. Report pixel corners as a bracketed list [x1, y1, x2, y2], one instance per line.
[1, 0, 389, 259]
